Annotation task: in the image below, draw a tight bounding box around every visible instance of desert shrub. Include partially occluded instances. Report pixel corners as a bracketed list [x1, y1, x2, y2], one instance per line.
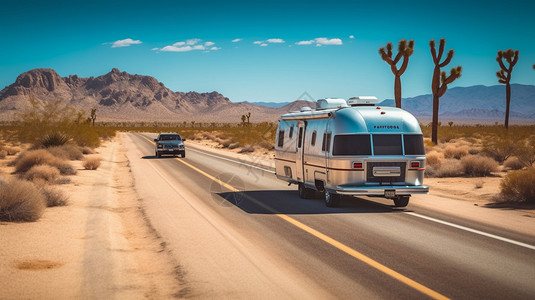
[83, 156, 102, 170]
[482, 135, 520, 163]
[461, 155, 498, 177]
[239, 145, 255, 153]
[55, 177, 71, 185]
[5, 146, 21, 156]
[23, 165, 60, 182]
[474, 179, 484, 189]
[55, 162, 77, 175]
[514, 139, 535, 167]
[38, 132, 71, 148]
[46, 145, 84, 160]
[0, 178, 46, 222]
[504, 157, 524, 170]
[15, 149, 61, 173]
[40, 186, 69, 207]
[0, 150, 6, 159]
[228, 142, 240, 150]
[221, 139, 232, 148]
[426, 151, 445, 167]
[80, 146, 94, 155]
[435, 159, 464, 177]
[443, 145, 469, 159]
[498, 167, 535, 204]
[424, 165, 438, 177]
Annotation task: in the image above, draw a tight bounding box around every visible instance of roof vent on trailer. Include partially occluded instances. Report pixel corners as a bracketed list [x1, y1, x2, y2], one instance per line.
[316, 98, 348, 110]
[300, 106, 312, 112]
[348, 96, 378, 106]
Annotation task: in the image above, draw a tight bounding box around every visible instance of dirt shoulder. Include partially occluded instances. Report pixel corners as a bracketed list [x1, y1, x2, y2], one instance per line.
[0, 137, 181, 299]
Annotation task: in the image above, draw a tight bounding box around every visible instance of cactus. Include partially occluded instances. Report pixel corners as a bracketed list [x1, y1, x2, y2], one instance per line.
[429, 38, 462, 144]
[496, 49, 519, 129]
[379, 39, 414, 108]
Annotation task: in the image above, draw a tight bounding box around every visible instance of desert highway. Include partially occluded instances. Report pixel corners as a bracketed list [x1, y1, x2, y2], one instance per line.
[123, 132, 535, 299]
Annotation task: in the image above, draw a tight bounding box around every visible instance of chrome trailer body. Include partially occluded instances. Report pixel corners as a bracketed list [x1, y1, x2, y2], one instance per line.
[274, 98, 428, 207]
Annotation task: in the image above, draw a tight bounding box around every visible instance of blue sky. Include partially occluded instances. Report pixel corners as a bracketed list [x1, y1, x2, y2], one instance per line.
[1, 0, 534, 103]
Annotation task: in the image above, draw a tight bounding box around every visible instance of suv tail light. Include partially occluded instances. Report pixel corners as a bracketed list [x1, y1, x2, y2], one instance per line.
[353, 162, 363, 169]
[411, 161, 420, 168]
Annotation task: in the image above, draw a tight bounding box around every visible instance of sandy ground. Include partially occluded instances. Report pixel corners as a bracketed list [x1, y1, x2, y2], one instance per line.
[0, 137, 180, 299]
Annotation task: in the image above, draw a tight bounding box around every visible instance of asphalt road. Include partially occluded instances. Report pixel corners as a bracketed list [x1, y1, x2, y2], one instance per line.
[123, 132, 535, 299]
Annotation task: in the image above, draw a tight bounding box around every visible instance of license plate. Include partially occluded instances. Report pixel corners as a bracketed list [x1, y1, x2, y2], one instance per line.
[384, 190, 396, 198]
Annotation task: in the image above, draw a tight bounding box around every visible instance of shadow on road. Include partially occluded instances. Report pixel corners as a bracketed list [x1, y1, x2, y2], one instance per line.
[141, 155, 181, 160]
[216, 190, 401, 215]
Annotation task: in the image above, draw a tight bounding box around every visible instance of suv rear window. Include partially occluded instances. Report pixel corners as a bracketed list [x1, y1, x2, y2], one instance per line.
[333, 134, 371, 156]
[372, 134, 402, 155]
[159, 134, 181, 141]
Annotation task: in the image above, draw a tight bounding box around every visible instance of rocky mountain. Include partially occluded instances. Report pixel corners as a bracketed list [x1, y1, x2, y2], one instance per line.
[379, 84, 535, 122]
[0, 68, 296, 122]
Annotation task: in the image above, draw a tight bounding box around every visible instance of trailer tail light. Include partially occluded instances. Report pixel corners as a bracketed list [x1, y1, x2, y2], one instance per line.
[411, 161, 420, 168]
[353, 162, 363, 169]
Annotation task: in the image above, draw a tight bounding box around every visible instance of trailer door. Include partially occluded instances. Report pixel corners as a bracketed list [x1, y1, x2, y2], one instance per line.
[295, 121, 306, 182]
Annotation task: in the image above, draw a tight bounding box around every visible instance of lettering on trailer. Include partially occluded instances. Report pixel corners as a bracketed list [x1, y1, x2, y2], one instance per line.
[374, 125, 400, 129]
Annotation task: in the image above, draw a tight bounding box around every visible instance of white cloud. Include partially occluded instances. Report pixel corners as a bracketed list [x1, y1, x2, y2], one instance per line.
[295, 37, 343, 46]
[349, 35, 355, 39]
[254, 38, 285, 46]
[266, 38, 284, 43]
[111, 38, 142, 48]
[156, 38, 220, 52]
[232, 38, 242, 42]
[186, 38, 201, 45]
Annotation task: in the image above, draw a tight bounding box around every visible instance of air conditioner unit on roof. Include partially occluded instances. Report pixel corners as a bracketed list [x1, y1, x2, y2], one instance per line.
[347, 96, 378, 106]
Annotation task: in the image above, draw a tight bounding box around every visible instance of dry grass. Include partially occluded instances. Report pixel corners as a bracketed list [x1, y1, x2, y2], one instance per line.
[0, 150, 6, 159]
[83, 156, 102, 170]
[426, 151, 445, 167]
[40, 186, 69, 207]
[504, 157, 524, 170]
[474, 179, 484, 189]
[46, 145, 84, 160]
[55, 162, 77, 175]
[23, 165, 60, 183]
[461, 155, 498, 177]
[498, 167, 535, 204]
[0, 178, 46, 222]
[434, 159, 464, 177]
[443, 145, 469, 159]
[14, 149, 61, 173]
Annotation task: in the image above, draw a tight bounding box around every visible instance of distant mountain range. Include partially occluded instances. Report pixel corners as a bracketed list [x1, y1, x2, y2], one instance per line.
[0, 68, 533, 123]
[378, 84, 535, 121]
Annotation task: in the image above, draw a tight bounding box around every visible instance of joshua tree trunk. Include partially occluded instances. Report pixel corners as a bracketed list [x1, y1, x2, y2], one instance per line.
[505, 83, 511, 128]
[394, 75, 401, 108]
[432, 95, 440, 144]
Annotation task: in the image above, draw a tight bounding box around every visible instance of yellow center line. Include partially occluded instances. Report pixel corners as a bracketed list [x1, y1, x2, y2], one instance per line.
[139, 133, 449, 300]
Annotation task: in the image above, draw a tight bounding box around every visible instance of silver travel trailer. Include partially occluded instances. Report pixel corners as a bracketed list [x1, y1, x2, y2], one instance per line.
[274, 97, 428, 207]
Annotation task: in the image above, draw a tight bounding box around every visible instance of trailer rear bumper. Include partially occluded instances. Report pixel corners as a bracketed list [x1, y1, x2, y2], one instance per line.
[335, 185, 429, 196]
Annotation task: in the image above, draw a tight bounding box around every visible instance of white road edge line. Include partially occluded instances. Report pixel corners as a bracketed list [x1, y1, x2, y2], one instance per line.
[188, 147, 276, 174]
[405, 212, 535, 251]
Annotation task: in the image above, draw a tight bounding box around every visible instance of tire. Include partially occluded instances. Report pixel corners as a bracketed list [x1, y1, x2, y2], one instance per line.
[298, 183, 312, 199]
[394, 196, 410, 207]
[324, 190, 340, 207]
[181, 152, 186, 158]
[156, 152, 161, 158]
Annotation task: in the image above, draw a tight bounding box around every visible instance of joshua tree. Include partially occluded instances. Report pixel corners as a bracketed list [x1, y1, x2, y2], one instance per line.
[245, 112, 251, 125]
[496, 49, 519, 129]
[429, 38, 462, 144]
[379, 39, 415, 108]
[90, 108, 97, 126]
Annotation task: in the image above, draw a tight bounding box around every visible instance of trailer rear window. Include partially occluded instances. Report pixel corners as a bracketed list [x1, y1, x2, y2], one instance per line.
[403, 134, 425, 155]
[333, 134, 372, 156]
[373, 134, 402, 155]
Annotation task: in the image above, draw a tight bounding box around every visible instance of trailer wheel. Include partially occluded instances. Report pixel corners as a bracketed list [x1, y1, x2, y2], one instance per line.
[298, 183, 312, 199]
[394, 196, 410, 207]
[324, 191, 340, 207]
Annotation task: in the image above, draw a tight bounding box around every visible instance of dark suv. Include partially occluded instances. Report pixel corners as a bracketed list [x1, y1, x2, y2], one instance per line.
[154, 133, 186, 158]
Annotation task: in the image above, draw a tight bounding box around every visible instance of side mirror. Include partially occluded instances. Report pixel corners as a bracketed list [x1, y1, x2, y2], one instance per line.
[182, 138, 187, 142]
[154, 139, 158, 142]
